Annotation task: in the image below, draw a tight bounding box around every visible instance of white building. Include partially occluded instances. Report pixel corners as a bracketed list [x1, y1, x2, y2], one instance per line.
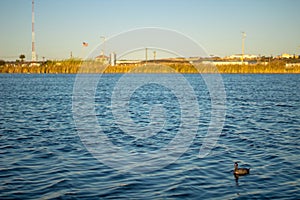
[227, 54, 258, 60]
[202, 61, 248, 65]
[281, 53, 294, 59]
[109, 52, 116, 66]
[286, 63, 300, 67]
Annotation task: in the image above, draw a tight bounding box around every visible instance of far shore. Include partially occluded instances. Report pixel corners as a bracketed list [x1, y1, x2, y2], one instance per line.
[1, 59, 300, 74]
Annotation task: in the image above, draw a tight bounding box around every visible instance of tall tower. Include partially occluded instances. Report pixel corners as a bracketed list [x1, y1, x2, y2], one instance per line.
[241, 32, 246, 63]
[32, 0, 36, 61]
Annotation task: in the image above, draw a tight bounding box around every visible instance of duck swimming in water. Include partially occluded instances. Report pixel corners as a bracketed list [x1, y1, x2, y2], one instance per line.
[234, 162, 250, 175]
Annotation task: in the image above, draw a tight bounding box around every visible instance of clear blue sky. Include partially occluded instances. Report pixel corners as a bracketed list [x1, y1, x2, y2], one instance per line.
[0, 0, 300, 60]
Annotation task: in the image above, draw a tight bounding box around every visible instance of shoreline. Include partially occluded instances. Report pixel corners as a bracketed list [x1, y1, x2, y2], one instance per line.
[1, 61, 300, 74]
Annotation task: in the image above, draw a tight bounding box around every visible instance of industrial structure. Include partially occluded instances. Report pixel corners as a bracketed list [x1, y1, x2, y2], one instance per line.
[31, 0, 36, 62]
[241, 32, 246, 63]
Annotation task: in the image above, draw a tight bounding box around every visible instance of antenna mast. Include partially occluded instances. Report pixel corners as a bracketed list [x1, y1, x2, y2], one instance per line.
[32, 0, 36, 61]
[241, 32, 246, 63]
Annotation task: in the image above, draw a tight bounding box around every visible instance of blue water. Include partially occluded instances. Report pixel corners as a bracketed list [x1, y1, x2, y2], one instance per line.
[0, 74, 299, 199]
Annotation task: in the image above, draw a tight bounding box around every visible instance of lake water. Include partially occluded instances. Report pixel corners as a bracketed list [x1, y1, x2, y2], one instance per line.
[0, 74, 299, 199]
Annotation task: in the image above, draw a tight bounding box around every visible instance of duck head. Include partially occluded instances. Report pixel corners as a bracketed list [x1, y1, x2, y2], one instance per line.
[234, 162, 238, 170]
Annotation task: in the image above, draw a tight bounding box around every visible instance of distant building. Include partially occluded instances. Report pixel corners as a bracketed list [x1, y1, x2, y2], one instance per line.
[95, 55, 109, 64]
[226, 54, 258, 60]
[116, 60, 141, 65]
[286, 63, 300, 67]
[109, 52, 117, 66]
[281, 53, 294, 59]
[202, 61, 248, 65]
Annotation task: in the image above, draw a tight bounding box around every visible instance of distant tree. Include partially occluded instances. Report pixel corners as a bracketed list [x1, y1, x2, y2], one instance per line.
[19, 54, 25, 62]
[0, 60, 5, 66]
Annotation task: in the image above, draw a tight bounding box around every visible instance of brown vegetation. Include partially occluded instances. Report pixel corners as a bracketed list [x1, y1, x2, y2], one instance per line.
[1, 59, 300, 74]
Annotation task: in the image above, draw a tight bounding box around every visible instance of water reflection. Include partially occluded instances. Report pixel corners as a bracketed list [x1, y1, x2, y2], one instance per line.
[234, 173, 250, 187]
[234, 174, 240, 186]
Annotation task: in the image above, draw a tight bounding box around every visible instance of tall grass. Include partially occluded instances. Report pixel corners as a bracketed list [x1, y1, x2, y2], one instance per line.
[1, 59, 300, 74]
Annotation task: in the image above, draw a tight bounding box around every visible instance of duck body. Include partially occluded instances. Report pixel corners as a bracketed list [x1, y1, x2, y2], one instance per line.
[234, 162, 250, 175]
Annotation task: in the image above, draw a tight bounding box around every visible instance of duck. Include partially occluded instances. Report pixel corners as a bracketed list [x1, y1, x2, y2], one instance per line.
[234, 162, 250, 175]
